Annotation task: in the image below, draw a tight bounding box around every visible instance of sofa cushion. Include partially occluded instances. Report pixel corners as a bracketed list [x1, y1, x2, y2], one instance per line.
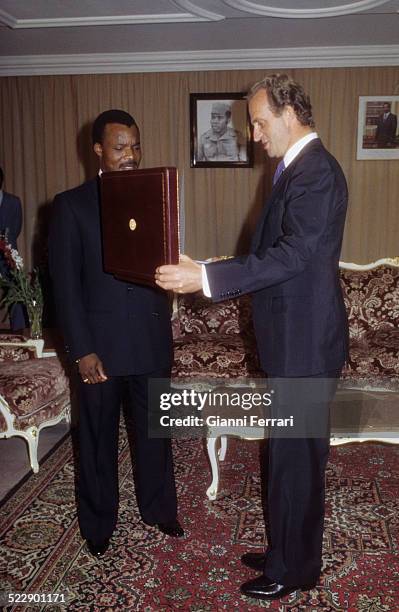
[172, 333, 261, 381]
[0, 357, 70, 430]
[342, 327, 399, 391]
[340, 266, 399, 338]
[340, 265, 399, 389]
[175, 293, 253, 337]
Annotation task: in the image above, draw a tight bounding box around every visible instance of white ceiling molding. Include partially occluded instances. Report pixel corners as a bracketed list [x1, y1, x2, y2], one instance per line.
[0, 45, 398, 76]
[0, 6, 224, 30]
[222, 0, 392, 19]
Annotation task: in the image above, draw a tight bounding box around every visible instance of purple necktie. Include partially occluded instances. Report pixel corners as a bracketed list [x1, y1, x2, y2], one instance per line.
[273, 159, 285, 185]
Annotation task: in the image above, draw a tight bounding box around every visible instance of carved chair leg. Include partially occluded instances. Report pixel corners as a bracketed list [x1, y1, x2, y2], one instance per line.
[25, 427, 40, 473]
[206, 436, 220, 500]
[219, 434, 227, 461]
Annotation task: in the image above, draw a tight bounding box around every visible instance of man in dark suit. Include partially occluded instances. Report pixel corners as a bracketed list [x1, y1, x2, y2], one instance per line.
[49, 109, 183, 558]
[0, 166, 26, 330]
[155, 74, 348, 600]
[375, 102, 397, 148]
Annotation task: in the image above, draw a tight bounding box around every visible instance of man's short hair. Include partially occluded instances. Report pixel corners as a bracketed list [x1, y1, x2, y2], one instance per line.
[248, 73, 315, 128]
[92, 109, 136, 145]
[0, 166, 3, 190]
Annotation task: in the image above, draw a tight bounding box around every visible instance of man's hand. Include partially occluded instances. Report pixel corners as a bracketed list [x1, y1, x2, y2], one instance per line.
[78, 353, 108, 384]
[155, 254, 203, 293]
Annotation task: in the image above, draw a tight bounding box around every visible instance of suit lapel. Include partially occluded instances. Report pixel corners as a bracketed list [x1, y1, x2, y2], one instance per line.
[86, 176, 100, 205]
[85, 178, 102, 239]
[250, 179, 285, 251]
[250, 139, 322, 252]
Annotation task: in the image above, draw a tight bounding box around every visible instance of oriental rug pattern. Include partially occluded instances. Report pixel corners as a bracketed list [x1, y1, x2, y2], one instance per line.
[1, 430, 398, 611]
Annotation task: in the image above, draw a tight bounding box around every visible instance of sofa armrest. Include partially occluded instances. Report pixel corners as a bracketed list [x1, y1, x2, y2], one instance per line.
[0, 338, 44, 361]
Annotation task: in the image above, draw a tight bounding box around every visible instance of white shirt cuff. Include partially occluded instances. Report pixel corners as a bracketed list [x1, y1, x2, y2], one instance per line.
[201, 264, 211, 297]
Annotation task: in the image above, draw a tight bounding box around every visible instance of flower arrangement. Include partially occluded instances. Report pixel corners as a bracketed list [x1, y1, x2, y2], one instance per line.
[0, 234, 43, 338]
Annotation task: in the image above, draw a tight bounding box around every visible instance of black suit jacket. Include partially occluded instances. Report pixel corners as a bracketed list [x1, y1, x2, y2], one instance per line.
[48, 178, 173, 376]
[0, 192, 22, 248]
[376, 112, 397, 146]
[206, 139, 349, 377]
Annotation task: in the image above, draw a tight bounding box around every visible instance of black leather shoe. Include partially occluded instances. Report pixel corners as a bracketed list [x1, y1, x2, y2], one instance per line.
[86, 538, 110, 557]
[241, 551, 266, 571]
[240, 575, 316, 600]
[156, 520, 184, 538]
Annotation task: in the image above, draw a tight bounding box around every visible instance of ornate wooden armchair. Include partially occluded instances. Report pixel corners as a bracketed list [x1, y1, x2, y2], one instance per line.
[0, 334, 70, 473]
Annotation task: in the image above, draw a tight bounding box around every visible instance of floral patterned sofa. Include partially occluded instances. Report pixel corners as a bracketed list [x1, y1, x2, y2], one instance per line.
[340, 259, 399, 392]
[171, 259, 399, 499]
[0, 334, 70, 473]
[172, 258, 399, 392]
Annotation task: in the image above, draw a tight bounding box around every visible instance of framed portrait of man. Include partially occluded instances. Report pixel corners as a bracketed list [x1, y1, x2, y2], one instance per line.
[190, 93, 253, 168]
[357, 96, 399, 160]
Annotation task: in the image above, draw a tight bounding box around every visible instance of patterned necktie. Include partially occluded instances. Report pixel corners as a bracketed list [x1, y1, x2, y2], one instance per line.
[273, 159, 285, 185]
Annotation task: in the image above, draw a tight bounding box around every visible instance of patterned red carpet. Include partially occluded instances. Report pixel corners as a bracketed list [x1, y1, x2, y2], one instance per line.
[1, 428, 398, 611]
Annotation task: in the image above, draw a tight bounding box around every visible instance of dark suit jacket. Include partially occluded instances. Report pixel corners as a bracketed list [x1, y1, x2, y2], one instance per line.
[376, 112, 397, 146]
[0, 191, 22, 248]
[48, 178, 173, 376]
[206, 138, 349, 377]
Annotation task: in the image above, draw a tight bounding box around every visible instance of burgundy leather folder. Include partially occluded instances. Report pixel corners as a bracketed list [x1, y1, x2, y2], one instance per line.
[100, 167, 179, 287]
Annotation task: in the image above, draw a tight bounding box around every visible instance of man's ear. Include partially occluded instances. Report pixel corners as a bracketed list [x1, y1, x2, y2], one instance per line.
[93, 143, 102, 159]
[283, 105, 295, 125]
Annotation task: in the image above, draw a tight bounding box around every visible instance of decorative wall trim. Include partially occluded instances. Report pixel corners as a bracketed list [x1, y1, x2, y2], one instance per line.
[222, 0, 391, 19]
[171, 1, 225, 21]
[0, 1, 394, 29]
[0, 9, 15, 27]
[0, 6, 224, 29]
[0, 45, 398, 77]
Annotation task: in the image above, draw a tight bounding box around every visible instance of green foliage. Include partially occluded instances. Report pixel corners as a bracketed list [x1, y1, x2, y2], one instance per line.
[0, 267, 43, 309]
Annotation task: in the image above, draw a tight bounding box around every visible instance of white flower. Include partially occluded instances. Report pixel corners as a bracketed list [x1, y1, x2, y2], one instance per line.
[10, 247, 24, 270]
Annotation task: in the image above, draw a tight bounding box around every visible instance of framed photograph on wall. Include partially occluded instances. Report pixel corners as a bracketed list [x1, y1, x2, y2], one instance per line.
[190, 93, 253, 168]
[357, 96, 399, 160]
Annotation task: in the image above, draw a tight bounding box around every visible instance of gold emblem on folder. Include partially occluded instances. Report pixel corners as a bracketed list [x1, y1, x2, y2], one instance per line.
[129, 218, 137, 231]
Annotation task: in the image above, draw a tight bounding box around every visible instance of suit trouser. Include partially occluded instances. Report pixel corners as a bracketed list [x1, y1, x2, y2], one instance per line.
[77, 369, 178, 543]
[263, 370, 341, 586]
